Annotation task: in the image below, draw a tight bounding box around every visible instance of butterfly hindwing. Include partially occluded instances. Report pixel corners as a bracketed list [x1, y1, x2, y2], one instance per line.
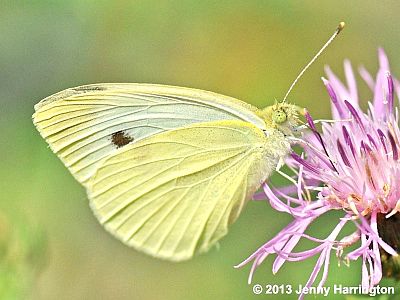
[87, 120, 276, 261]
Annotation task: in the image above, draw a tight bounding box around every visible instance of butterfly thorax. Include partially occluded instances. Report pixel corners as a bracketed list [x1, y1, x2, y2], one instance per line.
[258, 102, 303, 137]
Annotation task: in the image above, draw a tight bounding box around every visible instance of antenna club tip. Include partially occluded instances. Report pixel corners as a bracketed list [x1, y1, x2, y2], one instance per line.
[338, 21, 346, 32]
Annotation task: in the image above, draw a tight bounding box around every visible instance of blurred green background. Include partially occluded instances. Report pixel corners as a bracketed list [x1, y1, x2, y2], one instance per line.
[1, 1, 400, 299]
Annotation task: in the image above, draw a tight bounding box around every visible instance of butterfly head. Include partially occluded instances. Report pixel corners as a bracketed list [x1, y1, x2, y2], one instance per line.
[260, 102, 304, 136]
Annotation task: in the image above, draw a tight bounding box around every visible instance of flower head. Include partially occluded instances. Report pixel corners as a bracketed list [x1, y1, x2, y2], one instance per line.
[236, 49, 400, 298]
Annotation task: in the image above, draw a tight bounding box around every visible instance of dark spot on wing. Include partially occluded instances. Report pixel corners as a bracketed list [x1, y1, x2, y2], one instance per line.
[111, 131, 134, 148]
[73, 86, 107, 92]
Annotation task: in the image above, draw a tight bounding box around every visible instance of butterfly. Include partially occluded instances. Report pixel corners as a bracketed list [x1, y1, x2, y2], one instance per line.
[32, 83, 301, 261]
[32, 22, 344, 262]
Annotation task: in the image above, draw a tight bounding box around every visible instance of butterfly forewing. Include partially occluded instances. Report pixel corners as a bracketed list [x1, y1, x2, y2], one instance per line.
[33, 84, 266, 185]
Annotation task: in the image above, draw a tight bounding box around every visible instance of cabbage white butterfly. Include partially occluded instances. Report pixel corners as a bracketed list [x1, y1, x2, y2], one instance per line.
[32, 23, 344, 261]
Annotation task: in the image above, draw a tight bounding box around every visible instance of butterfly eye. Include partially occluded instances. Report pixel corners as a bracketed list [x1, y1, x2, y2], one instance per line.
[272, 110, 287, 124]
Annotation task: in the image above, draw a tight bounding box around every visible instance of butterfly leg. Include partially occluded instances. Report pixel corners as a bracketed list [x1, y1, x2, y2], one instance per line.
[275, 157, 285, 171]
[294, 118, 352, 131]
[275, 158, 298, 186]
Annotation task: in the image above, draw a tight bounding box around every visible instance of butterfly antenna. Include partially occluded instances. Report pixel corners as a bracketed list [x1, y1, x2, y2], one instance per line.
[282, 21, 345, 103]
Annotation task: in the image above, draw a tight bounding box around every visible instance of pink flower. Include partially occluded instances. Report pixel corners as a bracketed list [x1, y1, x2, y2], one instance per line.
[236, 49, 400, 299]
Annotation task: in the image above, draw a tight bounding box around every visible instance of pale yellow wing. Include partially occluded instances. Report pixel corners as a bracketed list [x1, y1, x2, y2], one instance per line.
[88, 120, 283, 261]
[32, 83, 265, 185]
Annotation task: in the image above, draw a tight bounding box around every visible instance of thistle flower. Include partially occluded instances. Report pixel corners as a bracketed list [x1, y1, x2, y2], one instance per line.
[236, 49, 400, 298]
